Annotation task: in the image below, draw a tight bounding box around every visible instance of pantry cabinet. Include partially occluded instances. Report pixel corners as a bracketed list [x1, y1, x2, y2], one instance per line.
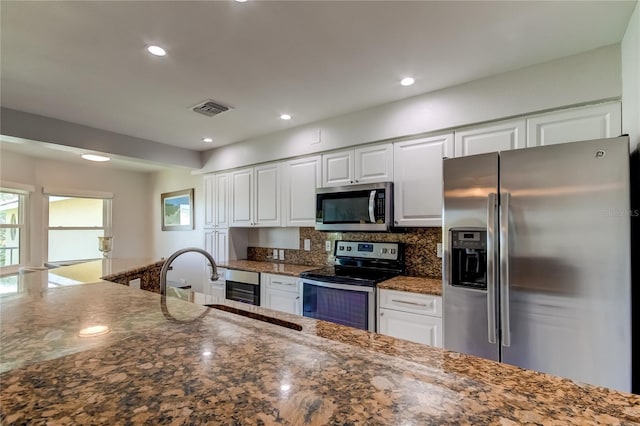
[204, 172, 230, 229]
[393, 133, 453, 227]
[204, 228, 229, 263]
[526, 102, 621, 147]
[454, 119, 526, 157]
[378, 288, 442, 348]
[261, 273, 301, 315]
[322, 144, 393, 187]
[282, 155, 321, 227]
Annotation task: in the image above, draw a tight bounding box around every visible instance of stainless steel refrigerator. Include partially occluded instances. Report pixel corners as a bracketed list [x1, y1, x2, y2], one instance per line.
[443, 136, 632, 392]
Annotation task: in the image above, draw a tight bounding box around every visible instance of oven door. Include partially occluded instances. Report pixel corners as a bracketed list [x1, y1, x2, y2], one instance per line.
[301, 279, 375, 331]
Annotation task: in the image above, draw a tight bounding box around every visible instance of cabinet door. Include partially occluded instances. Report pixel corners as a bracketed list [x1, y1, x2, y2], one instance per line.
[254, 163, 281, 227]
[454, 119, 526, 157]
[204, 174, 215, 227]
[393, 134, 453, 227]
[283, 155, 321, 227]
[322, 150, 354, 187]
[214, 173, 230, 228]
[215, 228, 228, 263]
[378, 308, 442, 347]
[355, 143, 393, 183]
[527, 102, 621, 147]
[204, 229, 228, 263]
[264, 289, 301, 315]
[230, 167, 253, 226]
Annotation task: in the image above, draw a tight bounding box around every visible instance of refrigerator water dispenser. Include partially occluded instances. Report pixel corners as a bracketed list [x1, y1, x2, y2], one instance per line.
[450, 229, 487, 289]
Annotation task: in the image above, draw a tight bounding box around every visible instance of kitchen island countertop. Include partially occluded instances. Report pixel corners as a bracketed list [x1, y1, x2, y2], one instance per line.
[1, 261, 639, 425]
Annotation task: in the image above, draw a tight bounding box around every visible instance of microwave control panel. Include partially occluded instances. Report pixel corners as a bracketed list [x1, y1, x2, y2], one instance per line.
[335, 241, 400, 261]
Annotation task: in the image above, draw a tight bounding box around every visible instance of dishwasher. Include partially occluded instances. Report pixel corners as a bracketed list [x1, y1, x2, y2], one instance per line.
[225, 269, 260, 305]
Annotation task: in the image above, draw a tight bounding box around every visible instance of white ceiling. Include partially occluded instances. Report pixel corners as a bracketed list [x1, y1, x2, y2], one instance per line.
[0, 0, 636, 159]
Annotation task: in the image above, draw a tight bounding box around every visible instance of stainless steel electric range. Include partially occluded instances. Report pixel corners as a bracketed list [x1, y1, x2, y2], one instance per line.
[300, 240, 404, 332]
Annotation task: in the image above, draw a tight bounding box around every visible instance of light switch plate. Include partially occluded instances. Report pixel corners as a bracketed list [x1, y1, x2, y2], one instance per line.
[436, 243, 443, 258]
[273, 249, 278, 260]
[279, 249, 285, 260]
[325, 240, 332, 252]
[303, 239, 311, 251]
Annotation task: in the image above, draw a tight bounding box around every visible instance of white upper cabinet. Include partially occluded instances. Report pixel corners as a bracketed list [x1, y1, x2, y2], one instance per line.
[213, 173, 230, 228]
[204, 174, 215, 228]
[393, 134, 453, 227]
[230, 167, 254, 227]
[454, 119, 526, 157]
[282, 155, 321, 227]
[230, 163, 281, 227]
[527, 102, 621, 147]
[204, 228, 228, 263]
[254, 163, 281, 227]
[204, 172, 229, 228]
[322, 143, 393, 187]
[322, 150, 354, 187]
[354, 144, 393, 184]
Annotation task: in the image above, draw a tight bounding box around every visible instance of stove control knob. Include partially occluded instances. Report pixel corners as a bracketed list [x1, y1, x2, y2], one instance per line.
[346, 246, 352, 251]
[390, 249, 396, 254]
[381, 248, 388, 254]
[339, 245, 344, 251]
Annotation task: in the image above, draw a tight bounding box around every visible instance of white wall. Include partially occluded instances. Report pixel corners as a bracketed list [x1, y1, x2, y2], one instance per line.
[0, 150, 153, 267]
[622, 1, 640, 153]
[149, 168, 210, 290]
[199, 45, 622, 173]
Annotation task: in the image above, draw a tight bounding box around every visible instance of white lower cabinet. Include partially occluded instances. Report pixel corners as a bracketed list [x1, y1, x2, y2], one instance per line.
[260, 273, 301, 315]
[378, 288, 442, 348]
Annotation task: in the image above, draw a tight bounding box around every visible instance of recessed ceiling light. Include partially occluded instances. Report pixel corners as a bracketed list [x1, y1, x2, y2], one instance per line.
[202, 137, 214, 143]
[280, 114, 292, 120]
[400, 77, 415, 86]
[235, 0, 248, 3]
[147, 45, 167, 57]
[81, 154, 111, 162]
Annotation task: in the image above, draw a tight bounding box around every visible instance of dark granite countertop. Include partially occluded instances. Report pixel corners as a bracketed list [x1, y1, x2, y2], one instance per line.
[378, 276, 443, 296]
[217, 259, 322, 277]
[1, 262, 639, 424]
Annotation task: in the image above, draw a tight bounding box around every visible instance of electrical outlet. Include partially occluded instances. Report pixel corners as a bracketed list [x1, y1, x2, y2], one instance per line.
[303, 239, 311, 251]
[279, 249, 285, 260]
[273, 249, 278, 260]
[325, 240, 332, 252]
[436, 243, 443, 258]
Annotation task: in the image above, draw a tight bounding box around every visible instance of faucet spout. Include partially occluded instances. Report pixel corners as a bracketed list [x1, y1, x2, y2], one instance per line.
[159, 247, 219, 296]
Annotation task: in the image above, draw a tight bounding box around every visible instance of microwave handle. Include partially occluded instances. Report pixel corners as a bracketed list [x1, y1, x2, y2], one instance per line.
[368, 191, 376, 223]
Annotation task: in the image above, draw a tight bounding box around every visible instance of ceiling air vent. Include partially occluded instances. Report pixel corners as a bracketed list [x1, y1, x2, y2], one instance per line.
[191, 100, 232, 117]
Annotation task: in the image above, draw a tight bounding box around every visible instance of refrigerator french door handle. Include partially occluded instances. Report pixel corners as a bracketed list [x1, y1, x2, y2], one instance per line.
[499, 192, 511, 347]
[486, 193, 498, 344]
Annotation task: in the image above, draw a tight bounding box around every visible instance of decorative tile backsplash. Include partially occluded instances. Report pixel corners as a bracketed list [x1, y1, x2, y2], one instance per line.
[247, 227, 443, 278]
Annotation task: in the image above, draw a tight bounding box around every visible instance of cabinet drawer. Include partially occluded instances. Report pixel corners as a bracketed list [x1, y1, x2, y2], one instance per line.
[262, 273, 300, 294]
[379, 289, 442, 317]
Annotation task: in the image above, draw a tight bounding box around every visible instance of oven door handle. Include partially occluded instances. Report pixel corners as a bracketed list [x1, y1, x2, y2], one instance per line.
[368, 190, 376, 223]
[301, 279, 375, 293]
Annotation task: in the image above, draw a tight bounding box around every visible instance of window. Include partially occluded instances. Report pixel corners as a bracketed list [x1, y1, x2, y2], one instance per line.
[46, 195, 112, 263]
[0, 190, 27, 272]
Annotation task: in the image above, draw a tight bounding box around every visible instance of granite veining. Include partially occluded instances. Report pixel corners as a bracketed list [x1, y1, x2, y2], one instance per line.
[378, 276, 443, 296]
[1, 263, 639, 425]
[217, 260, 320, 277]
[248, 226, 443, 278]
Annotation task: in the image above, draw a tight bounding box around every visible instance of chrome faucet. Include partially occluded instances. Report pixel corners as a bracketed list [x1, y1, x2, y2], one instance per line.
[159, 247, 219, 296]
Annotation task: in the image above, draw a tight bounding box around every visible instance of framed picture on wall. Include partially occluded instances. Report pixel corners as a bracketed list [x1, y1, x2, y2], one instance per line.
[161, 188, 194, 231]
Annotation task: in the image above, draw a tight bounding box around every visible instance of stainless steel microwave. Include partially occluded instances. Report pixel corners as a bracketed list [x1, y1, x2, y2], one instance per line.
[315, 182, 393, 232]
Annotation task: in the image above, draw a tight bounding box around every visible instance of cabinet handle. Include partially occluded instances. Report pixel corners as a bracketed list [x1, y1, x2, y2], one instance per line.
[350, 180, 354, 184]
[391, 299, 430, 308]
[394, 221, 398, 225]
[380, 312, 384, 316]
[296, 296, 300, 300]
